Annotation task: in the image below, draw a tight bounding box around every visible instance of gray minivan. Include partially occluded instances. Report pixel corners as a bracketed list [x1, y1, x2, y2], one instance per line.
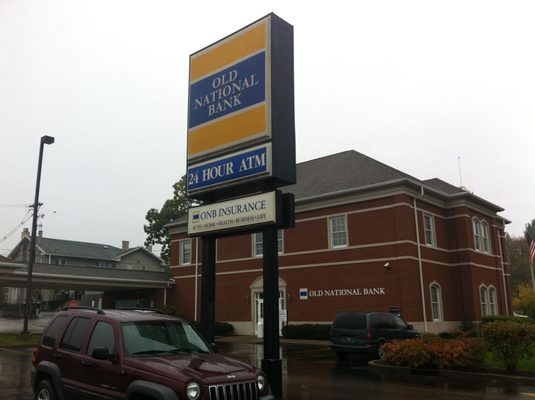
[330, 312, 421, 358]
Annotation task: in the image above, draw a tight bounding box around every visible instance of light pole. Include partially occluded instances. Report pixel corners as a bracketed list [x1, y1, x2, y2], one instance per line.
[22, 135, 54, 335]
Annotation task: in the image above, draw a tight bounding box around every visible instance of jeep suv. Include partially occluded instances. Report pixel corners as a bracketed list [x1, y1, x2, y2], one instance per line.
[32, 307, 274, 400]
[330, 311, 421, 358]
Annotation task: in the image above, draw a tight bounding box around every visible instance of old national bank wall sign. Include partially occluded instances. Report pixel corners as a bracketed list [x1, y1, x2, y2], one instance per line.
[186, 13, 295, 201]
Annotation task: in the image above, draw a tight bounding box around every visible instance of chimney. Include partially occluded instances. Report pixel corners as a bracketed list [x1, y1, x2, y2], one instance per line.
[145, 244, 153, 253]
[21, 228, 30, 240]
[122, 240, 129, 252]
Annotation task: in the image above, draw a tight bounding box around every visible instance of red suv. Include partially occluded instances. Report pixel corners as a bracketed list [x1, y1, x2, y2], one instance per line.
[32, 307, 274, 400]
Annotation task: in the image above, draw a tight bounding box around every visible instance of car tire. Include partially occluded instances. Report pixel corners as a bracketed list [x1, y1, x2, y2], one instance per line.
[35, 379, 56, 400]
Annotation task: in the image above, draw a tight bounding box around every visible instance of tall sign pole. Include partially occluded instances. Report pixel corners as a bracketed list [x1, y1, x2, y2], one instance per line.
[185, 14, 294, 399]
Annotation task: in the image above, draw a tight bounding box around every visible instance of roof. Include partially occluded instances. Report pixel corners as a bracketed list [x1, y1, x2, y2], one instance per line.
[34, 237, 123, 260]
[421, 178, 465, 195]
[283, 150, 419, 200]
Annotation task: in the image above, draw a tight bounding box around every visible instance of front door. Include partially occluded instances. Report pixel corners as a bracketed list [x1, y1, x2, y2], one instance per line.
[254, 291, 285, 336]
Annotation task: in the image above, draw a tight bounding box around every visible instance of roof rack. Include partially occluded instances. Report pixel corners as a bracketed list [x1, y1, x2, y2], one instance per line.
[64, 306, 105, 315]
[118, 307, 166, 314]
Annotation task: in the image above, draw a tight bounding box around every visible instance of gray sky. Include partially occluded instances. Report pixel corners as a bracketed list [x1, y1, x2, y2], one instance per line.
[1, 0, 534, 257]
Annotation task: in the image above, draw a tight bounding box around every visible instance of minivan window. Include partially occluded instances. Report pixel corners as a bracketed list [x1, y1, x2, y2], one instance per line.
[60, 317, 91, 352]
[42, 315, 68, 347]
[394, 315, 408, 329]
[370, 313, 397, 329]
[334, 313, 366, 329]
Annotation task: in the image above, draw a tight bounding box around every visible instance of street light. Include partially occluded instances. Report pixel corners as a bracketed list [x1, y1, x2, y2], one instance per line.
[22, 135, 54, 335]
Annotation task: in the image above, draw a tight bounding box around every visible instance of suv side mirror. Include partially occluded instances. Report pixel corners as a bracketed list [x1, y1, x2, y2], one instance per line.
[210, 343, 218, 353]
[92, 347, 113, 360]
[407, 324, 414, 330]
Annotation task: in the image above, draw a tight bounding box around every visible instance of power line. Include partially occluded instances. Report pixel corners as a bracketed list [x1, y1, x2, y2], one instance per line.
[0, 208, 32, 244]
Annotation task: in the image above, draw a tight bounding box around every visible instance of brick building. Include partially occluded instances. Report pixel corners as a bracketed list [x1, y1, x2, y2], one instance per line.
[167, 151, 511, 334]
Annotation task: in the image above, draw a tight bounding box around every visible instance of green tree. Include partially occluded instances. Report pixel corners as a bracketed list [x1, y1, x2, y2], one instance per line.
[509, 235, 533, 293]
[144, 176, 195, 263]
[512, 283, 535, 318]
[526, 219, 535, 240]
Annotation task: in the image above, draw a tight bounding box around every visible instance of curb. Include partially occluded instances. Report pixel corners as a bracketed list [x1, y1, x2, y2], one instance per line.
[368, 359, 535, 387]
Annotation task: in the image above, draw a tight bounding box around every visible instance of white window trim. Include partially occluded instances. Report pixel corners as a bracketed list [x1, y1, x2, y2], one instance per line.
[252, 231, 284, 257]
[481, 221, 491, 254]
[480, 284, 489, 317]
[488, 285, 498, 316]
[429, 282, 443, 322]
[423, 213, 436, 247]
[179, 239, 192, 266]
[328, 215, 348, 249]
[473, 218, 482, 251]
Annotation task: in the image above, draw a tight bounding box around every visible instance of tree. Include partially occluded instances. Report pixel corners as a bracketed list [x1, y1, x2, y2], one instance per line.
[512, 283, 535, 318]
[526, 219, 535, 240]
[144, 176, 195, 263]
[509, 235, 533, 293]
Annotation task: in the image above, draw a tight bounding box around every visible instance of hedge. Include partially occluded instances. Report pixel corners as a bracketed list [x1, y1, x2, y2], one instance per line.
[481, 315, 535, 325]
[281, 324, 331, 340]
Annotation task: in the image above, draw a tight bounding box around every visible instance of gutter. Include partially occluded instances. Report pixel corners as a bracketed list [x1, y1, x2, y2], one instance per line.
[413, 186, 428, 332]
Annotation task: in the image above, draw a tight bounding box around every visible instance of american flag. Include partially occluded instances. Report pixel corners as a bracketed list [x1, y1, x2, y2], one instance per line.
[527, 232, 535, 263]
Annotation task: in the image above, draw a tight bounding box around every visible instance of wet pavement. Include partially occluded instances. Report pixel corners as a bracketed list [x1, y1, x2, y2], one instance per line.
[4, 337, 535, 400]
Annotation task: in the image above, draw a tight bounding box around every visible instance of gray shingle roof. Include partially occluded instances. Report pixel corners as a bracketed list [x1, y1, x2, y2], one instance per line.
[36, 237, 122, 260]
[422, 178, 465, 195]
[283, 150, 421, 200]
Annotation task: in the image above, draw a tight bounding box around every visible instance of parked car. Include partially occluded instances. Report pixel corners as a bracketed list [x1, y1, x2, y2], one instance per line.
[32, 307, 274, 400]
[330, 311, 421, 358]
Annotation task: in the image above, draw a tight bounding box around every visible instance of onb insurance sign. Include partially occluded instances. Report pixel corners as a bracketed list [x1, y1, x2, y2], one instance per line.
[187, 192, 278, 236]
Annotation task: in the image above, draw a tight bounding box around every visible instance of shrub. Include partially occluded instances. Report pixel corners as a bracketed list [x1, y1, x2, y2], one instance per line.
[382, 338, 485, 370]
[214, 321, 234, 336]
[480, 321, 535, 372]
[481, 315, 535, 325]
[281, 324, 331, 340]
[159, 304, 184, 318]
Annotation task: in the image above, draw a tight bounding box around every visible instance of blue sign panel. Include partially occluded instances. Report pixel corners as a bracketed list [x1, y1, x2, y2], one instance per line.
[187, 145, 270, 193]
[189, 52, 266, 129]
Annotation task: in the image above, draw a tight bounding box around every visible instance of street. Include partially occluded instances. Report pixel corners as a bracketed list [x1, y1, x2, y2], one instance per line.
[4, 340, 535, 400]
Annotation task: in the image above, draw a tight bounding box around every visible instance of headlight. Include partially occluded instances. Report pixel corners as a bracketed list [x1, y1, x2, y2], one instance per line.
[257, 374, 267, 392]
[186, 381, 201, 400]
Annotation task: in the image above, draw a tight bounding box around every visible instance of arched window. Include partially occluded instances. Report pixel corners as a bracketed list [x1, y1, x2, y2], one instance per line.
[480, 285, 489, 317]
[488, 286, 498, 315]
[473, 219, 482, 251]
[481, 221, 491, 253]
[430, 283, 443, 322]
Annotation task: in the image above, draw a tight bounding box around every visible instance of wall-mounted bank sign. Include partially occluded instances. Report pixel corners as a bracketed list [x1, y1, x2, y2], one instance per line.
[299, 288, 387, 300]
[187, 191, 280, 236]
[187, 14, 295, 200]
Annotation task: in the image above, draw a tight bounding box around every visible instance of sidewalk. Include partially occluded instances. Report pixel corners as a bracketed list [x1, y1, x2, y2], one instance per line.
[0, 312, 54, 334]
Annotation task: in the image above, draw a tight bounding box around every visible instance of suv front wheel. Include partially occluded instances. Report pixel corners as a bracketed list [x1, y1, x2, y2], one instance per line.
[35, 379, 56, 400]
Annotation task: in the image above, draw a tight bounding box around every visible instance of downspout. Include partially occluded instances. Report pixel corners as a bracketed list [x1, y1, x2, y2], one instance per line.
[497, 229, 509, 315]
[413, 187, 428, 332]
[194, 237, 199, 322]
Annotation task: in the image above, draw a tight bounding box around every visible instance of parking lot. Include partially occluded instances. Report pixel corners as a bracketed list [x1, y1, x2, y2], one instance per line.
[5, 336, 535, 400]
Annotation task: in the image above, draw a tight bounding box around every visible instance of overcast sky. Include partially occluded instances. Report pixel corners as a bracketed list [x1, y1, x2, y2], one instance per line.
[1, 0, 534, 257]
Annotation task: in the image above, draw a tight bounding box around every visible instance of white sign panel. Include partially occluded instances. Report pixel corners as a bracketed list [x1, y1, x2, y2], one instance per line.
[188, 192, 277, 235]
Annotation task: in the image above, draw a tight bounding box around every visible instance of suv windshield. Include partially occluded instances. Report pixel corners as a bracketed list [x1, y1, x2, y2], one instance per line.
[121, 320, 210, 356]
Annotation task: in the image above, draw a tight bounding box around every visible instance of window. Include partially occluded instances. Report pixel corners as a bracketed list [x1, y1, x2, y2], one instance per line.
[423, 213, 435, 246]
[87, 321, 115, 357]
[180, 239, 192, 265]
[473, 219, 482, 251]
[55, 258, 66, 266]
[489, 286, 497, 316]
[329, 215, 347, 248]
[430, 283, 443, 321]
[480, 286, 489, 317]
[42, 315, 68, 347]
[481, 221, 491, 253]
[60, 317, 91, 352]
[252, 231, 283, 257]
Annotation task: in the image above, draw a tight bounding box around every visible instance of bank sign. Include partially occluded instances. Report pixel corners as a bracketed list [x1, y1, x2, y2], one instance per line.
[188, 191, 279, 236]
[299, 288, 387, 300]
[187, 14, 295, 199]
